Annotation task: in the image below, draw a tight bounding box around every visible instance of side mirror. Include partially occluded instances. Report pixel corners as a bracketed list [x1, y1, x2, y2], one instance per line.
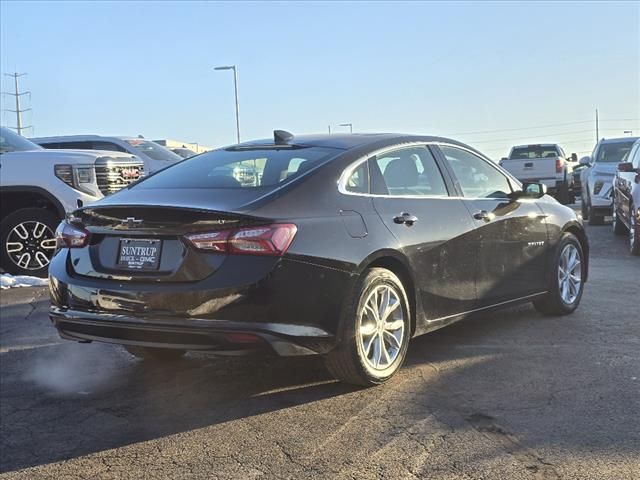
[569, 153, 578, 162]
[618, 162, 635, 173]
[579, 156, 591, 166]
[516, 182, 547, 199]
[501, 157, 508, 162]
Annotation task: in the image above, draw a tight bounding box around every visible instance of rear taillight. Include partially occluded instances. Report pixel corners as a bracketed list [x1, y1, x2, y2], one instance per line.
[185, 224, 297, 256]
[555, 158, 563, 173]
[55, 222, 90, 248]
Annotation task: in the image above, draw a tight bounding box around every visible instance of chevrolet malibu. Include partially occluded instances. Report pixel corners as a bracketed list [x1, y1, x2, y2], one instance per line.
[49, 132, 589, 386]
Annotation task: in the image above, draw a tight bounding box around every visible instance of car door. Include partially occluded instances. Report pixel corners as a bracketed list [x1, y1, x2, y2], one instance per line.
[617, 142, 640, 224]
[435, 144, 549, 307]
[367, 144, 478, 320]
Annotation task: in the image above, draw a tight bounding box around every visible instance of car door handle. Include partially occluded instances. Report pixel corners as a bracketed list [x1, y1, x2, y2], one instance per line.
[393, 212, 418, 226]
[473, 210, 492, 221]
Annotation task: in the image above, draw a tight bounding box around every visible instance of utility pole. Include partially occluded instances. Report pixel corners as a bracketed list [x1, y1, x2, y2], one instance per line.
[2, 73, 31, 135]
[328, 125, 331, 134]
[595, 108, 599, 143]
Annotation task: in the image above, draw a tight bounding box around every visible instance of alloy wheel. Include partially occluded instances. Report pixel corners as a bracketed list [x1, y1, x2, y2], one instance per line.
[5, 221, 57, 270]
[358, 284, 405, 370]
[557, 244, 582, 305]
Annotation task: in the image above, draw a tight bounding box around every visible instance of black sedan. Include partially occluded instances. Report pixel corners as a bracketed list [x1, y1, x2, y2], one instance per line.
[49, 131, 589, 386]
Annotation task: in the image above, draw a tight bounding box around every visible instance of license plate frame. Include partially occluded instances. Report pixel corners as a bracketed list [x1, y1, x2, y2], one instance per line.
[117, 238, 162, 271]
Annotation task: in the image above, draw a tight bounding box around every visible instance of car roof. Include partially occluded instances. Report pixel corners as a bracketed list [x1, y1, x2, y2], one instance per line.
[30, 135, 141, 142]
[598, 136, 639, 144]
[511, 143, 558, 148]
[226, 132, 474, 152]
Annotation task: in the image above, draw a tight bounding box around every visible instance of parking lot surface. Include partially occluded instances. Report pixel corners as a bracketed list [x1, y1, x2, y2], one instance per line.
[1, 218, 638, 479]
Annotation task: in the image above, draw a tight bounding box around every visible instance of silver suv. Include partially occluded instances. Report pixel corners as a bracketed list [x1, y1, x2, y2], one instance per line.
[580, 137, 638, 225]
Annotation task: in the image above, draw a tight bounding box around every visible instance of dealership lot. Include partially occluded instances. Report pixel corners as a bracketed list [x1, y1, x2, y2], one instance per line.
[0, 217, 638, 480]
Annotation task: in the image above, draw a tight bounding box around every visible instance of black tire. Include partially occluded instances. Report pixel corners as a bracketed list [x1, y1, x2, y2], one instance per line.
[557, 182, 571, 205]
[0, 208, 60, 277]
[581, 198, 589, 220]
[587, 205, 604, 225]
[612, 207, 627, 235]
[123, 345, 186, 361]
[630, 202, 640, 256]
[325, 268, 411, 386]
[533, 232, 585, 316]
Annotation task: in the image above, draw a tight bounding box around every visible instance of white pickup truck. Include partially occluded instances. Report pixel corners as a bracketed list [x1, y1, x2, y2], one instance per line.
[0, 127, 144, 276]
[499, 144, 576, 204]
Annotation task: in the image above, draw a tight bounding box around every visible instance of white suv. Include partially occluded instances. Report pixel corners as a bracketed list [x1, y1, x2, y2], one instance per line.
[32, 135, 182, 174]
[0, 127, 144, 276]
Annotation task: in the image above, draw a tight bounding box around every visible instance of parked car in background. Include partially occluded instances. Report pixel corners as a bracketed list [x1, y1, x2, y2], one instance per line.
[580, 137, 638, 225]
[171, 148, 197, 159]
[0, 127, 144, 276]
[612, 138, 640, 255]
[570, 162, 589, 197]
[499, 144, 575, 204]
[31, 135, 182, 174]
[49, 131, 588, 386]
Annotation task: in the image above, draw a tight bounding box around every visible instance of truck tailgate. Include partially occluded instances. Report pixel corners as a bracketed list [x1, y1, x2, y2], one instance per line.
[500, 158, 557, 182]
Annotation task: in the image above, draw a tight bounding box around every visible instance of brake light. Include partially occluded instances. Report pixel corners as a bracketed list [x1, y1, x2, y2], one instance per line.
[555, 158, 563, 173]
[55, 222, 90, 248]
[185, 224, 297, 256]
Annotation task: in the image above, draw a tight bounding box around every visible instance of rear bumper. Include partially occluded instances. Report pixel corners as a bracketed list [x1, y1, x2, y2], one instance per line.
[50, 307, 334, 356]
[48, 248, 353, 355]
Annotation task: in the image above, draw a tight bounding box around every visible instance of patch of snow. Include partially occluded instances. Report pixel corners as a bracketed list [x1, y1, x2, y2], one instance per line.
[1, 273, 48, 290]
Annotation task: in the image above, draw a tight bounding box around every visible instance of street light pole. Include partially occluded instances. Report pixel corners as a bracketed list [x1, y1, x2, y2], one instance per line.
[339, 123, 353, 133]
[214, 65, 240, 143]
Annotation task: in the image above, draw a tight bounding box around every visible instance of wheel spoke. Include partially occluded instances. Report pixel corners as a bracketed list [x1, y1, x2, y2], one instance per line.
[380, 336, 391, 366]
[364, 335, 376, 357]
[34, 251, 48, 268]
[41, 238, 57, 250]
[33, 222, 47, 239]
[6, 242, 24, 253]
[360, 322, 377, 336]
[17, 253, 31, 268]
[381, 298, 400, 322]
[14, 224, 29, 240]
[373, 335, 382, 368]
[384, 319, 404, 331]
[384, 330, 401, 349]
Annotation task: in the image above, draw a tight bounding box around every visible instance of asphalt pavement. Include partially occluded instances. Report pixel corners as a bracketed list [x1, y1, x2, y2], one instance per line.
[0, 215, 638, 479]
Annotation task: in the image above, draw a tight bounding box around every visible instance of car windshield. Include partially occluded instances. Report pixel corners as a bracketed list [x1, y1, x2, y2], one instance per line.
[0, 127, 43, 153]
[595, 141, 636, 163]
[135, 146, 340, 189]
[124, 139, 183, 162]
[509, 145, 559, 159]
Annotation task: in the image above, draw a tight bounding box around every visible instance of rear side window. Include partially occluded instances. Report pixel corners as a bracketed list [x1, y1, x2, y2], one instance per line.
[370, 146, 448, 196]
[135, 147, 339, 189]
[345, 162, 369, 194]
[509, 145, 560, 159]
[441, 145, 512, 199]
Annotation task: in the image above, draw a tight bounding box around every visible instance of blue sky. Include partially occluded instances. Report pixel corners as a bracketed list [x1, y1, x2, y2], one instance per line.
[1, 1, 638, 158]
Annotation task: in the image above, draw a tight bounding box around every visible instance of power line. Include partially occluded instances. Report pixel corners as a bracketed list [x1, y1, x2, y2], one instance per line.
[447, 118, 640, 137]
[465, 130, 595, 145]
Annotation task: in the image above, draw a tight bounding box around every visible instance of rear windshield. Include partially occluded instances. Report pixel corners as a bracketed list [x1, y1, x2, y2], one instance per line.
[509, 145, 560, 159]
[124, 139, 182, 162]
[134, 146, 340, 189]
[594, 141, 636, 163]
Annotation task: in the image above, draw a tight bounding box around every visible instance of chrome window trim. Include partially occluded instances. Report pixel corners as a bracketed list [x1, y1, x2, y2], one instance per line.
[337, 140, 520, 201]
